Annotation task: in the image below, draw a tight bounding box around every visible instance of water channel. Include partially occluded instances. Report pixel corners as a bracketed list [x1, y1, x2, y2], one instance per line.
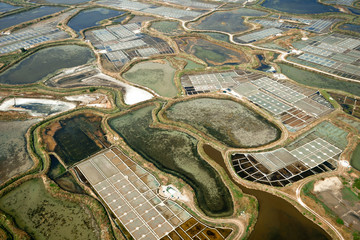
[203, 144, 330, 240]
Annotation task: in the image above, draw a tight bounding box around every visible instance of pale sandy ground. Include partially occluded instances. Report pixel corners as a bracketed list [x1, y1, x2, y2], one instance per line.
[0, 98, 76, 117]
[313, 176, 342, 193]
[64, 93, 111, 108]
[94, 73, 154, 105]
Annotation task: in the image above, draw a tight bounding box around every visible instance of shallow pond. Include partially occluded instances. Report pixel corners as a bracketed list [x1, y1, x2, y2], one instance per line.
[151, 20, 184, 35]
[108, 105, 233, 217]
[339, 23, 360, 33]
[0, 45, 94, 85]
[45, 113, 109, 167]
[278, 63, 360, 96]
[0, 98, 76, 116]
[0, 2, 20, 13]
[165, 98, 280, 148]
[202, 32, 230, 43]
[176, 38, 247, 66]
[123, 60, 178, 97]
[261, 0, 339, 14]
[255, 55, 276, 73]
[190, 8, 266, 33]
[54, 172, 85, 194]
[0, 6, 65, 30]
[0, 119, 39, 184]
[203, 144, 330, 240]
[67, 8, 125, 33]
[0, 178, 100, 240]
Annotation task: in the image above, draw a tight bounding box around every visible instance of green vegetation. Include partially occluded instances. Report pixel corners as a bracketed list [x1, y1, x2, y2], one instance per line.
[354, 178, 360, 190]
[342, 187, 359, 203]
[336, 218, 344, 225]
[278, 63, 360, 96]
[351, 143, 360, 171]
[354, 231, 360, 240]
[108, 105, 234, 217]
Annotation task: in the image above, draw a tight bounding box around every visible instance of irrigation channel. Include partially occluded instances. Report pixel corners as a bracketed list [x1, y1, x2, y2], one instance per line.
[203, 144, 331, 240]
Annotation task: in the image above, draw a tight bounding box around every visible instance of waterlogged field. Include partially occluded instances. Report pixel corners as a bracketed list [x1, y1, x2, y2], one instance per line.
[176, 37, 247, 66]
[151, 20, 185, 36]
[0, 178, 100, 240]
[68, 8, 125, 33]
[165, 98, 280, 148]
[0, 119, 40, 184]
[0, 45, 94, 85]
[108, 105, 233, 217]
[123, 60, 178, 97]
[42, 114, 109, 167]
[278, 63, 360, 96]
[190, 8, 266, 33]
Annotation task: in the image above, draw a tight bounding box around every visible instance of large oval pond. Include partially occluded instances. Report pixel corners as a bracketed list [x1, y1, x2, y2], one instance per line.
[108, 105, 234, 217]
[261, 0, 339, 14]
[165, 98, 280, 148]
[0, 45, 94, 85]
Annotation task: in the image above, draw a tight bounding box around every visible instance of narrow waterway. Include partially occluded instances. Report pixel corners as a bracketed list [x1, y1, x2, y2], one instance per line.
[203, 144, 331, 240]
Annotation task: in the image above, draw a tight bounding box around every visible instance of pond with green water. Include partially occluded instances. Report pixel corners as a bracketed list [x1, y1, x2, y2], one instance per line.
[176, 38, 247, 66]
[108, 105, 233, 217]
[0, 119, 40, 184]
[123, 60, 178, 97]
[165, 98, 280, 148]
[278, 63, 360, 96]
[190, 8, 266, 33]
[0, 178, 99, 240]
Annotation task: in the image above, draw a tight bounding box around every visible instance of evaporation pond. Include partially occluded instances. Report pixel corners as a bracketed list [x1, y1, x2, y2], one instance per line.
[262, 0, 339, 14]
[45, 114, 109, 166]
[0, 45, 94, 85]
[123, 60, 177, 97]
[190, 8, 266, 33]
[68, 8, 125, 32]
[108, 105, 233, 217]
[0, 119, 40, 184]
[165, 98, 280, 148]
[0, 6, 65, 30]
[0, 2, 21, 13]
[0, 178, 100, 240]
[340, 23, 360, 33]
